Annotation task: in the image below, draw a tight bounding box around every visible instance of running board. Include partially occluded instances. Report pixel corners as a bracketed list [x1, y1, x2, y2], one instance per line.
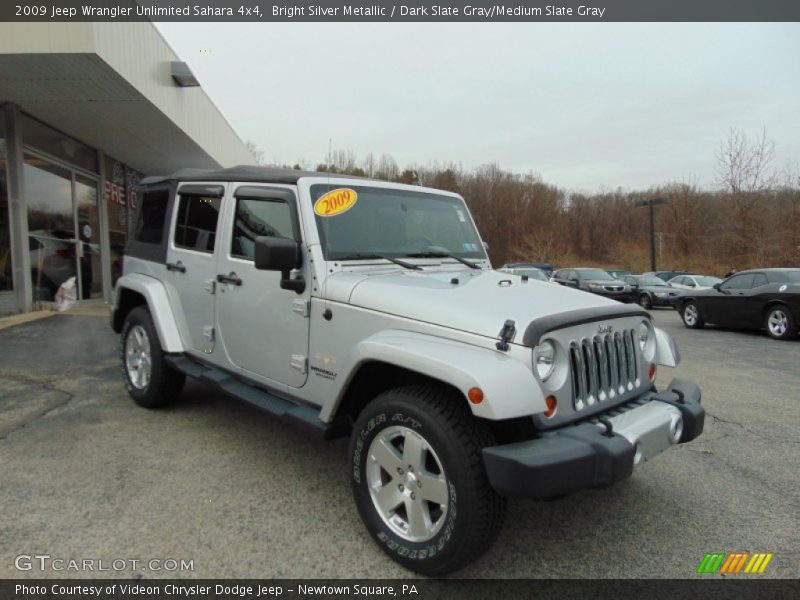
[165, 355, 350, 440]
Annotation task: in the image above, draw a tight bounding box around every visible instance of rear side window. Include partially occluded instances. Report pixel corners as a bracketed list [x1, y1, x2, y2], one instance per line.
[231, 198, 295, 260]
[134, 190, 169, 244]
[174, 195, 221, 253]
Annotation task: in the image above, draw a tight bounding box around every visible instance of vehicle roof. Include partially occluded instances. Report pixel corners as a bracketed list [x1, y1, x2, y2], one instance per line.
[139, 165, 370, 186]
[735, 268, 800, 273]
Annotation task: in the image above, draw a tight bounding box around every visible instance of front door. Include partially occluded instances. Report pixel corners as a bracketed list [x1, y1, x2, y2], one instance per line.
[164, 184, 225, 354]
[24, 156, 102, 302]
[706, 273, 755, 326]
[216, 186, 310, 388]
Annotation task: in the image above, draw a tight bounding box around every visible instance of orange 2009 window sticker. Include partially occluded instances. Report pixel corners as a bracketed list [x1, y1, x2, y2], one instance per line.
[313, 188, 358, 217]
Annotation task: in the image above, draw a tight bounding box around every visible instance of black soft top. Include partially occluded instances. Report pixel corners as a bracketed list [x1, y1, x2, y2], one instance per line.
[139, 165, 369, 186]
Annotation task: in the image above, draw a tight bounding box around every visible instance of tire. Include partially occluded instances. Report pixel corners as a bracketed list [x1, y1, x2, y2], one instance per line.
[764, 305, 798, 340]
[349, 385, 506, 575]
[681, 301, 705, 329]
[120, 305, 185, 408]
[639, 293, 652, 309]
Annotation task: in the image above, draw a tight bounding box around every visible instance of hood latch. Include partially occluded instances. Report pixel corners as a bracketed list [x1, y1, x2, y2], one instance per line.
[496, 319, 516, 351]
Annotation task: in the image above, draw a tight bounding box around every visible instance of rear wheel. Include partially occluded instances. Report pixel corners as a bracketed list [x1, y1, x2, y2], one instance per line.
[681, 301, 705, 329]
[121, 306, 185, 408]
[349, 385, 506, 575]
[765, 305, 797, 340]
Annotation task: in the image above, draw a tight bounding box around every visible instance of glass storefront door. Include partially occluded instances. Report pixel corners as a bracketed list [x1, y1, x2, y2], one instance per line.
[24, 154, 102, 301]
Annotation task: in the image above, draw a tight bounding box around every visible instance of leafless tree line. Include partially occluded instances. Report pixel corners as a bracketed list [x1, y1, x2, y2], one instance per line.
[247, 128, 799, 276]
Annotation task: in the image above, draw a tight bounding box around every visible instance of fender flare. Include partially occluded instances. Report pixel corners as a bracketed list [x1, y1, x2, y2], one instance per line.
[335, 330, 547, 420]
[112, 273, 184, 353]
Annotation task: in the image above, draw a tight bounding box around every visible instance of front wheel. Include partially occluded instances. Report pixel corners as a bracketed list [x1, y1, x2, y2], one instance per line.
[349, 385, 506, 575]
[121, 306, 185, 408]
[681, 301, 705, 329]
[765, 305, 797, 340]
[639, 293, 652, 309]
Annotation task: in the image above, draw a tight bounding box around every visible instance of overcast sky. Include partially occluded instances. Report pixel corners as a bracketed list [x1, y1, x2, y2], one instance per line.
[156, 22, 800, 192]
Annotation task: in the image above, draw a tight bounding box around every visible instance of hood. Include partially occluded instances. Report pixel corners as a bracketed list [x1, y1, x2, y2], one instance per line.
[324, 268, 621, 342]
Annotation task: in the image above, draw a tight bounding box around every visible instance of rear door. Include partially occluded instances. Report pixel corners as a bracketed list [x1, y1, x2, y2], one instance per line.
[163, 183, 225, 354]
[215, 185, 310, 388]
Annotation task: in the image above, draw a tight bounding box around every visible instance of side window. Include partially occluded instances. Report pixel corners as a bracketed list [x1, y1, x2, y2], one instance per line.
[683, 277, 695, 287]
[173, 195, 221, 253]
[721, 273, 755, 290]
[134, 189, 169, 244]
[752, 273, 768, 287]
[568, 270, 578, 281]
[231, 198, 294, 260]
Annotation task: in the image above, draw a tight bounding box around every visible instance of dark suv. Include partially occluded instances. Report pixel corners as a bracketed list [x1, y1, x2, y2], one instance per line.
[551, 267, 633, 302]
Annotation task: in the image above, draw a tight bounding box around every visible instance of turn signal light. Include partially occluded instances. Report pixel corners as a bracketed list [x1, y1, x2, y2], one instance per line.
[468, 387, 484, 404]
[648, 363, 657, 381]
[544, 395, 557, 418]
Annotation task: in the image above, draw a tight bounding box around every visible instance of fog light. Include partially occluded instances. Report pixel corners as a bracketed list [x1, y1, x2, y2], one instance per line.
[648, 363, 657, 381]
[468, 387, 484, 404]
[669, 414, 683, 443]
[544, 395, 557, 418]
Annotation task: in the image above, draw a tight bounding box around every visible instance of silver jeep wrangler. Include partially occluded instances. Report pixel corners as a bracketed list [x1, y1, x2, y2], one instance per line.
[111, 166, 704, 575]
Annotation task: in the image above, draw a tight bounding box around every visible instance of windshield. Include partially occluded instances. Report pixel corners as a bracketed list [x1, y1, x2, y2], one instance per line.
[516, 268, 548, 281]
[579, 269, 615, 281]
[311, 184, 486, 261]
[638, 276, 666, 286]
[695, 276, 722, 286]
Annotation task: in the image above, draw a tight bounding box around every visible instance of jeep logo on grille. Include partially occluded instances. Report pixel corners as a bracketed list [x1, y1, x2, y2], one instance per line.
[598, 324, 613, 334]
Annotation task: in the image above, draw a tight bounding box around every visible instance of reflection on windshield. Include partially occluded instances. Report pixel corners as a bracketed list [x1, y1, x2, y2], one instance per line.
[580, 269, 614, 280]
[311, 184, 486, 261]
[696, 276, 722, 285]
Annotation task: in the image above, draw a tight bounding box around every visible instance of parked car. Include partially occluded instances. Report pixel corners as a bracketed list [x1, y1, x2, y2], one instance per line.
[110, 165, 702, 574]
[667, 274, 722, 291]
[503, 262, 554, 277]
[497, 265, 550, 282]
[621, 275, 681, 309]
[642, 269, 694, 282]
[606, 268, 632, 279]
[677, 268, 800, 340]
[551, 267, 634, 302]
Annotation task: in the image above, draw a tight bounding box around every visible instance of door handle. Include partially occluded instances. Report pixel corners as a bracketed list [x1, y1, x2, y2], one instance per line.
[217, 272, 242, 286]
[166, 261, 186, 273]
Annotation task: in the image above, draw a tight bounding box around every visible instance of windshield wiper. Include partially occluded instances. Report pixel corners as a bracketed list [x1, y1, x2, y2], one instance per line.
[404, 251, 480, 269]
[336, 253, 421, 270]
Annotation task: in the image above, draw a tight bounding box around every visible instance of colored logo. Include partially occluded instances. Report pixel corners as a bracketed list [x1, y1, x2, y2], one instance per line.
[314, 188, 358, 217]
[696, 552, 774, 574]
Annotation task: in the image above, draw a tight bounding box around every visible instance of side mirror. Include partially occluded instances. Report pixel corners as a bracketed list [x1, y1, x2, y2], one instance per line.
[254, 236, 305, 293]
[712, 283, 721, 290]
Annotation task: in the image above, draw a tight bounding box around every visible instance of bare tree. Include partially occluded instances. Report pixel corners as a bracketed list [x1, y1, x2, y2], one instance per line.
[245, 140, 266, 166]
[715, 127, 776, 193]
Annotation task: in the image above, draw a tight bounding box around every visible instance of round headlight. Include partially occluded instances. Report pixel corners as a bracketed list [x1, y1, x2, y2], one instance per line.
[534, 340, 556, 381]
[638, 320, 656, 361]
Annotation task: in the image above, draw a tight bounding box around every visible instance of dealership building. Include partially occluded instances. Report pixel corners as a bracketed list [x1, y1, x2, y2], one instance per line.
[0, 21, 252, 314]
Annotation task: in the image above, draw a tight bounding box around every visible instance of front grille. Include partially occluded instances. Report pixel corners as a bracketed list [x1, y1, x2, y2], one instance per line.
[603, 285, 624, 292]
[569, 330, 639, 410]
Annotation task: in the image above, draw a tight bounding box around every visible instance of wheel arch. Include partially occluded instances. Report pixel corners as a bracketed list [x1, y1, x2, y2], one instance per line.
[112, 273, 184, 353]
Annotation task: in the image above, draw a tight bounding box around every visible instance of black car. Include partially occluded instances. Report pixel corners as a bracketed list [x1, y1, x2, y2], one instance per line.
[551, 267, 633, 302]
[677, 268, 800, 340]
[622, 275, 681, 309]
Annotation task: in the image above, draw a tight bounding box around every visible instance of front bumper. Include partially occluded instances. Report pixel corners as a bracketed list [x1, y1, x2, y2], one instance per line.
[483, 378, 704, 499]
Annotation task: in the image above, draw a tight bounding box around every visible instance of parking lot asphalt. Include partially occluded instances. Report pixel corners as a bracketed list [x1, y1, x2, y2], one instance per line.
[0, 309, 797, 579]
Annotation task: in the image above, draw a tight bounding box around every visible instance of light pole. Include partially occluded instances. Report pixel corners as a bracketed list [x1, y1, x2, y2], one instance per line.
[635, 198, 667, 271]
